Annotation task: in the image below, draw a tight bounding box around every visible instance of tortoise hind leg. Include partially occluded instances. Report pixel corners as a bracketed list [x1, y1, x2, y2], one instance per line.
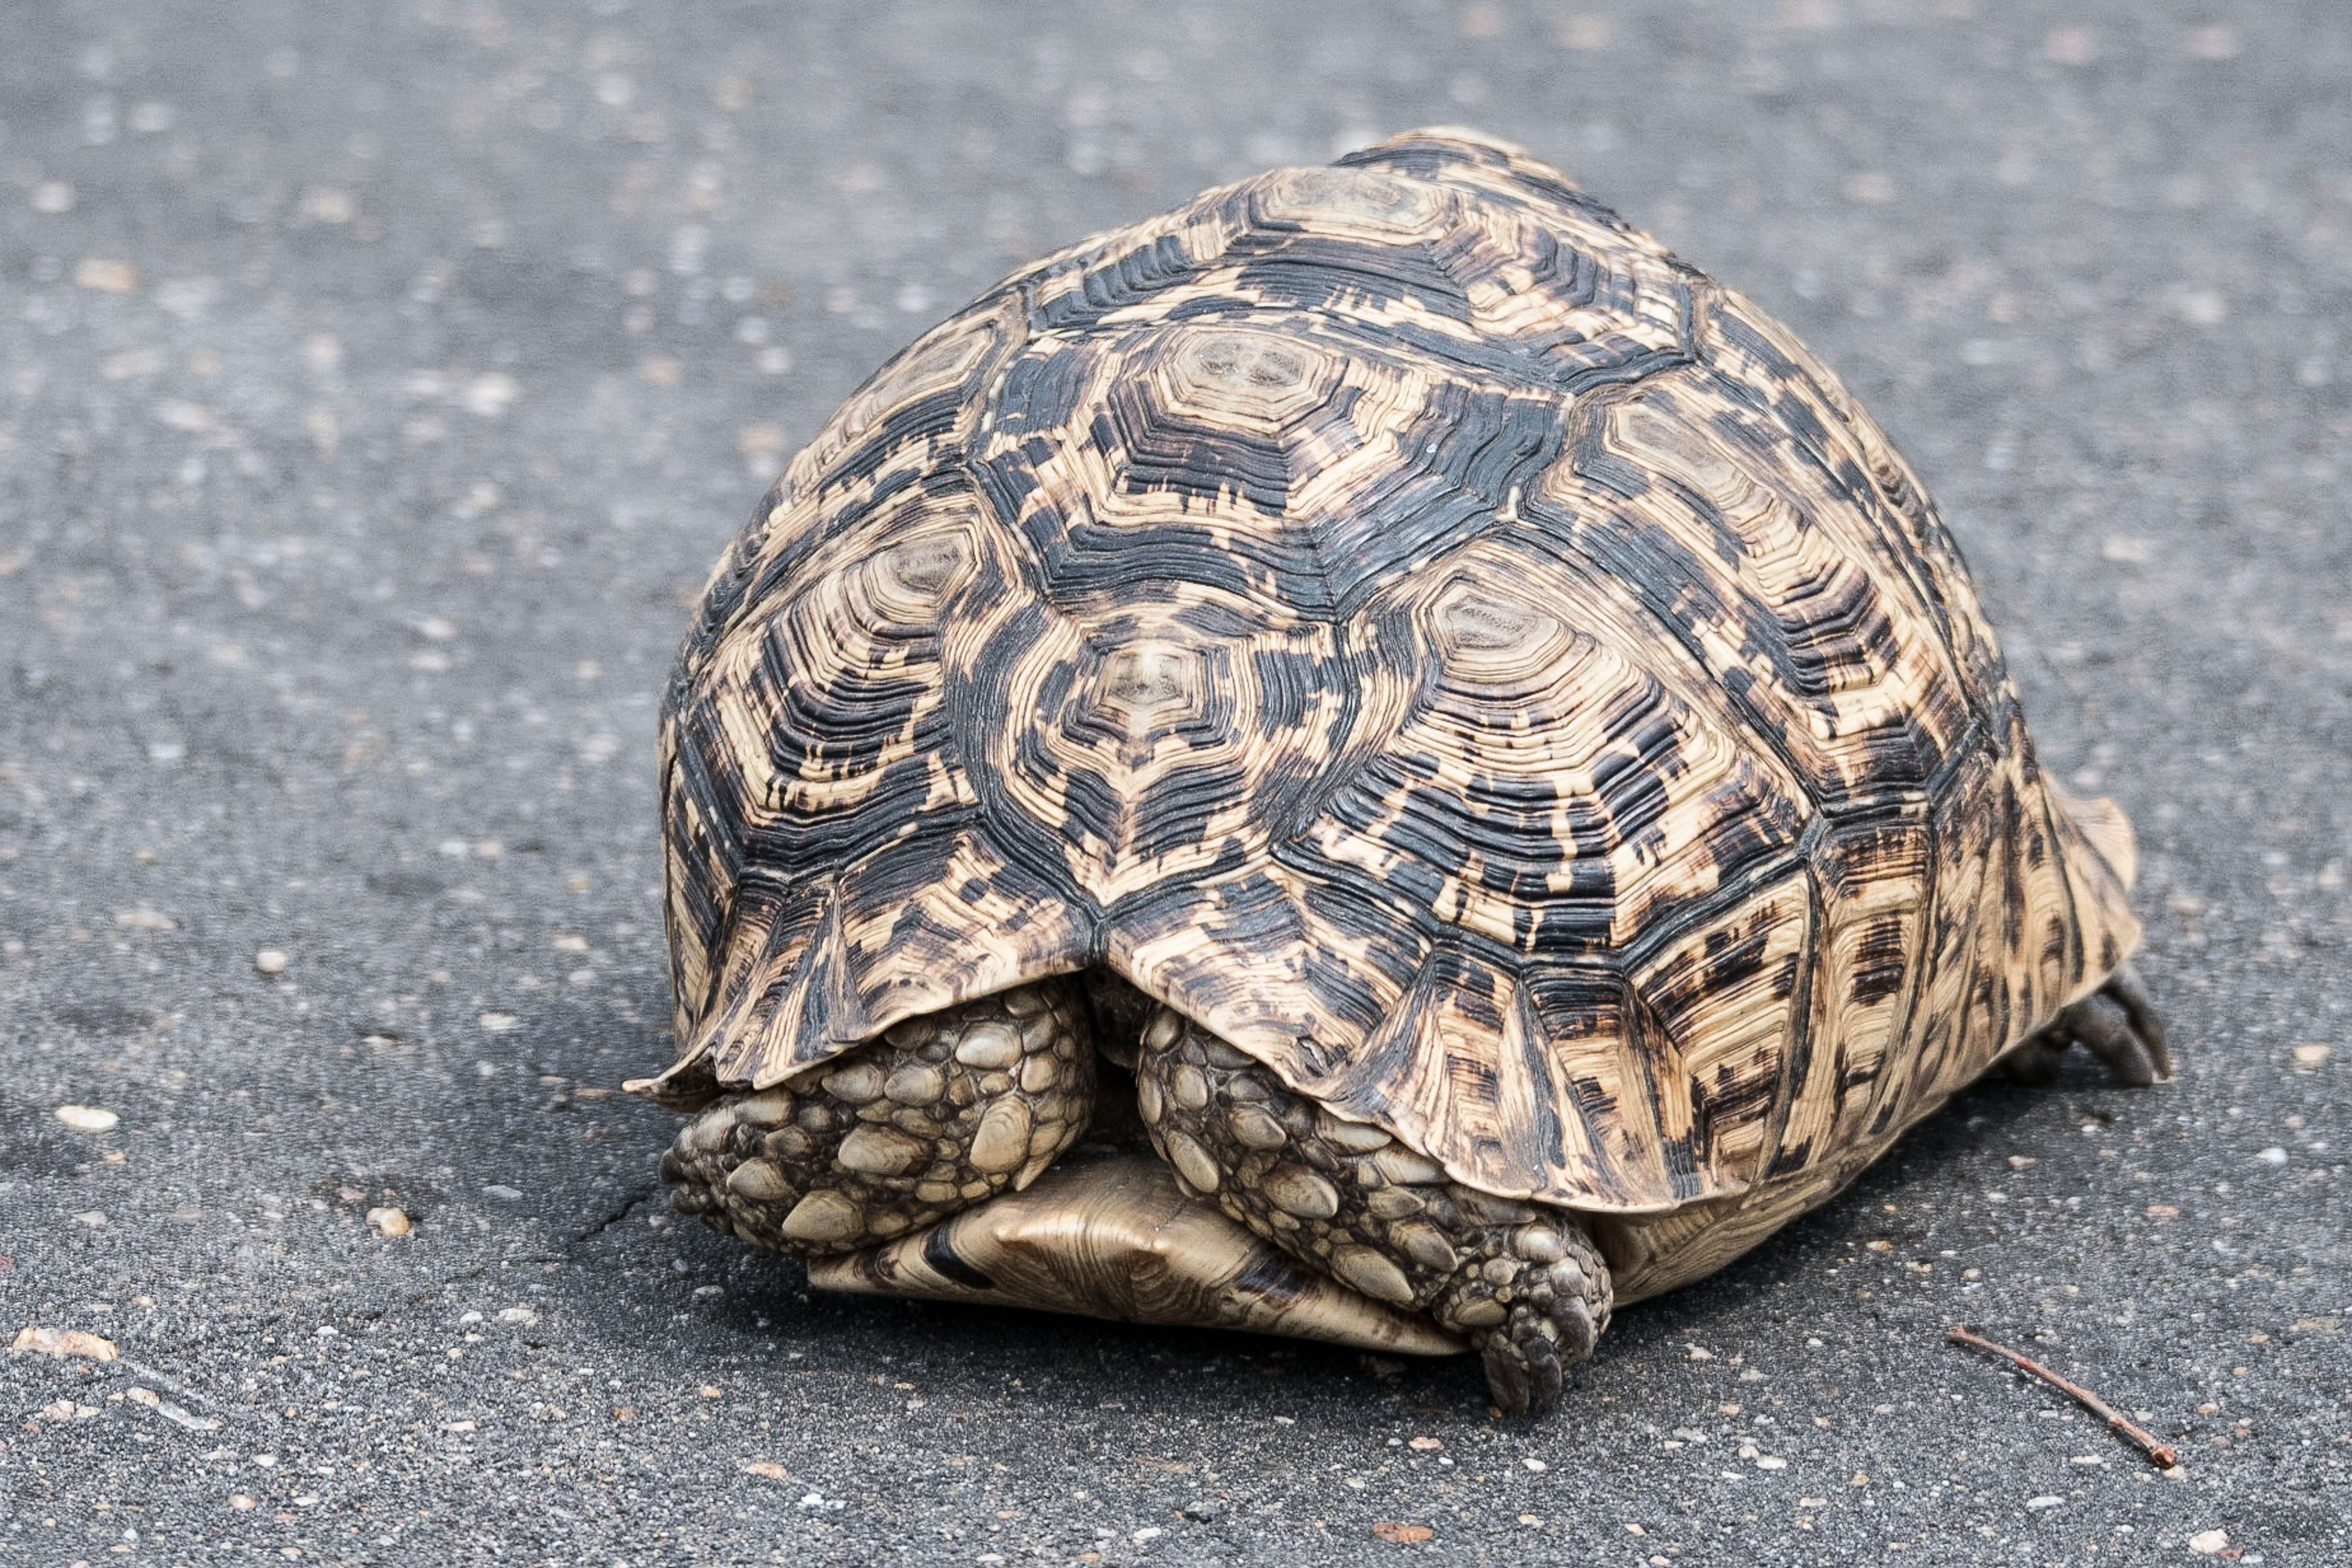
[1997, 963, 2171, 1088]
[659, 977, 1096, 1255]
[1135, 1007, 1610, 1417]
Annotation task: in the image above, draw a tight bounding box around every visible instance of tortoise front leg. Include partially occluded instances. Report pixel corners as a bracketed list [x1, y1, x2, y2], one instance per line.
[1135, 1007, 1610, 1416]
[659, 978, 1094, 1255]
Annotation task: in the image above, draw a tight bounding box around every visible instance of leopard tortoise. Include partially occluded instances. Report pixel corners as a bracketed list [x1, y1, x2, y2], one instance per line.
[629, 128, 2167, 1415]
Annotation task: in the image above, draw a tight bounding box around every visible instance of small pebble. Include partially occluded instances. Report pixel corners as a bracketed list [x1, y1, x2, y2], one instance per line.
[253, 948, 289, 976]
[10, 1326, 119, 1360]
[74, 257, 139, 292]
[54, 1105, 119, 1133]
[366, 1207, 411, 1237]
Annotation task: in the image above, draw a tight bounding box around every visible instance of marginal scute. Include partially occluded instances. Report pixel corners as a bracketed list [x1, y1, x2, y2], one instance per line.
[655, 125, 2146, 1225]
[1626, 876, 1812, 1192]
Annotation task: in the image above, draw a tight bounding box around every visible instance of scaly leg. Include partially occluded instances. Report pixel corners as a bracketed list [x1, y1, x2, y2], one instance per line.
[1134, 1006, 1609, 1416]
[659, 978, 1095, 1255]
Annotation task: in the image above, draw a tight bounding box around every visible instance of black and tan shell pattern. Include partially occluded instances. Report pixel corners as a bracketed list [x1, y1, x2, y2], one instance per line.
[648, 128, 2142, 1218]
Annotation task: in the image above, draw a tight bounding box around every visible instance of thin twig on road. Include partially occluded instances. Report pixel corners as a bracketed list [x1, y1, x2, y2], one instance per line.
[1945, 1325, 2179, 1469]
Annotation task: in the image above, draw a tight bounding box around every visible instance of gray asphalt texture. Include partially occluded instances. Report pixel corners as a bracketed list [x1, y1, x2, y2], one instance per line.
[1, 2, 2347, 1564]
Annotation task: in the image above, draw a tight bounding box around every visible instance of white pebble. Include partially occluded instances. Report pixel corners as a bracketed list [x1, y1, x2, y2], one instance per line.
[54, 1105, 120, 1133]
[253, 948, 289, 975]
[2253, 1146, 2288, 1166]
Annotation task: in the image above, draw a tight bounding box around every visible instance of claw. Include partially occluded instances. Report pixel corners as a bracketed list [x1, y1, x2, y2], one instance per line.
[1480, 1332, 1532, 1417]
[2100, 963, 2172, 1078]
[1552, 1297, 1598, 1363]
[1479, 1307, 1565, 1418]
[2068, 993, 2164, 1088]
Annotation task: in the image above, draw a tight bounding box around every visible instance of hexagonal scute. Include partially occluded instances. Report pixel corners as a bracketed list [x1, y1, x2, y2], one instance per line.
[976, 317, 1567, 616]
[1702, 286, 2013, 712]
[981, 588, 1351, 906]
[1538, 369, 1976, 813]
[659, 477, 1024, 1060]
[781, 292, 1025, 510]
[1029, 137, 1695, 391]
[1289, 551, 1812, 962]
[691, 510, 996, 873]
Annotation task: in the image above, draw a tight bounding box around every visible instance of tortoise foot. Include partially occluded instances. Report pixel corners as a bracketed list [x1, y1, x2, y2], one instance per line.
[1434, 1214, 1610, 1418]
[1135, 1004, 1612, 1415]
[2002, 963, 2172, 1088]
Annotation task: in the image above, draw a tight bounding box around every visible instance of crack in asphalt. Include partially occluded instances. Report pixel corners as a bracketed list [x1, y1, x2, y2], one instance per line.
[569, 1185, 660, 1246]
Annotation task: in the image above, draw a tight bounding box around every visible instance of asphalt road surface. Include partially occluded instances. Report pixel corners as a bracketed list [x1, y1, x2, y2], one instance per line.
[2, 2, 2347, 1563]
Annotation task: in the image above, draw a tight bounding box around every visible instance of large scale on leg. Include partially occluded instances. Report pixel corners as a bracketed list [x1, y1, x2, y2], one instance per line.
[630, 128, 2170, 1416]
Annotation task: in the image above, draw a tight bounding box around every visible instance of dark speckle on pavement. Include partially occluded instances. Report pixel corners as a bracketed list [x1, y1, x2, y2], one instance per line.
[1, 2, 2347, 1563]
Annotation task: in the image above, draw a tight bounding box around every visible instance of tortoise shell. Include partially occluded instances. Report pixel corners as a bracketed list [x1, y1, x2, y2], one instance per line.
[645, 127, 2141, 1228]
